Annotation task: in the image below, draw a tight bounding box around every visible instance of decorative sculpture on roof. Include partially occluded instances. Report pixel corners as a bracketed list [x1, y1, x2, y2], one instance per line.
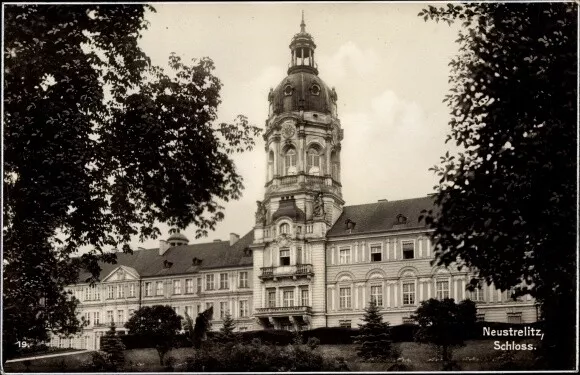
[255, 200, 267, 225]
[313, 191, 325, 219]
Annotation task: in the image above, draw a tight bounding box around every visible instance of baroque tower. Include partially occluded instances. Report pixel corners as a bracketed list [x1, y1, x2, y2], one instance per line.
[251, 14, 344, 330]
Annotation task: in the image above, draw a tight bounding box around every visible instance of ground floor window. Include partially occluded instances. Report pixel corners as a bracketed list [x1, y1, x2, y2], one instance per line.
[507, 312, 522, 324]
[339, 320, 351, 328]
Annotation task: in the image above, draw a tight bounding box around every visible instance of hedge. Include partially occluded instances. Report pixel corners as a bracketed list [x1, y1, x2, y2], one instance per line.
[118, 321, 545, 349]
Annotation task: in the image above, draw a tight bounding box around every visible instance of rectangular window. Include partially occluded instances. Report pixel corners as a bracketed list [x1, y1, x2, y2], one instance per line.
[370, 245, 382, 262]
[145, 282, 152, 297]
[296, 247, 302, 265]
[507, 312, 522, 324]
[477, 313, 486, 322]
[402, 316, 415, 324]
[403, 282, 416, 305]
[85, 312, 91, 326]
[339, 320, 352, 328]
[283, 290, 294, 307]
[108, 285, 114, 299]
[220, 302, 228, 319]
[129, 284, 136, 298]
[402, 241, 415, 259]
[239, 300, 249, 318]
[267, 288, 276, 308]
[206, 274, 215, 291]
[219, 273, 229, 290]
[469, 287, 484, 302]
[185, 306, 193, 318]
[339, 248, 351, 264]
[117, 310, 124, 324]
[371, 285, 383, 306]
[436, 280, 450, 300]
[279, 249, 290, 266]
[206, 302, 213, 310]
[174, 306, 180, 316]
[197, 277, 202, 294]
[306, 225, 313, 234]
[297, 226, 302, 234]
[156, 281, 164, 296]
[117, 284, 124, 299]
[173, 280, 182, 295]
[339, 287, 352, 309]
[106, 310, 113, 324]
[301, 288, 309, 306]
[94, 286, 100, 300]
[197, 304, 201, 314]
[239, 272, 248, 288]
[85, 287, 89, 301]
[186, 279, 194, 294]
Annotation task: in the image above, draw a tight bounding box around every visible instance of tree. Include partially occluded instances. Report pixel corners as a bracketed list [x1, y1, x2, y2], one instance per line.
[216, 313, 237, 343]
[412, 298, 476, 370]
[192, 306, 214, 349]
[3, 4, 261, 360]
[124, 305, 182, 365]
[417, 3, 577, 369]
[353, 300, 397, 361]
[99, 321, 126, 370]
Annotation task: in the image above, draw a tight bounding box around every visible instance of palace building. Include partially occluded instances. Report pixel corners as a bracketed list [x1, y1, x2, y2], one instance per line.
[55, 16, 537, 351]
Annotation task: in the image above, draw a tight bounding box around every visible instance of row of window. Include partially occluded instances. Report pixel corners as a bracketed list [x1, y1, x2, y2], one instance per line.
[265, 287, 309, 308]
[143, 272, 249, 297]
[269, 147, 339, 178]
[336, 241, 418, 265]
[173, 300, 250, 319]
[333, 281, 484, 309]
[264, 224, 314, 239]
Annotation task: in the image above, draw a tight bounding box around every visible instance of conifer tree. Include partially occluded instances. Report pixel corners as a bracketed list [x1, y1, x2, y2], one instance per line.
[354, 300, 397, 361]
[219, 313, 236, 341]
[100, 321, 125, 369]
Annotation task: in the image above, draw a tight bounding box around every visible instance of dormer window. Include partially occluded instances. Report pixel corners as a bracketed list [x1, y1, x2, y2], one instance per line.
[284, 84, 293, 96]
[310, 84, 321, 95]
[397, 214, 408, 224]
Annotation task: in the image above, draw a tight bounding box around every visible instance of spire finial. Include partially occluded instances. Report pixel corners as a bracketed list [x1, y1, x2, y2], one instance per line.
[300, 10, 306, 33]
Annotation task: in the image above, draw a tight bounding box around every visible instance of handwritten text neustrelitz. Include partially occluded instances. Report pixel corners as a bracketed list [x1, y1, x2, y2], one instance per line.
[483, 326, 543, 351]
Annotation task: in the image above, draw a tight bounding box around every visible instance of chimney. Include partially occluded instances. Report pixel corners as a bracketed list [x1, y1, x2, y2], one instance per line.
[230, 233, 240, 246]
[159, 239, 170, 256]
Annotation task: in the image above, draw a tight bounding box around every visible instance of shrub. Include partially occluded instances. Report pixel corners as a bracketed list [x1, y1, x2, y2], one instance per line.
[184, 338, 343, 371]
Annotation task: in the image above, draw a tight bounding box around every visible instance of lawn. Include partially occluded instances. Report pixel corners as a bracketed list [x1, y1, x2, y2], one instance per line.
[3, 339, 540, 372]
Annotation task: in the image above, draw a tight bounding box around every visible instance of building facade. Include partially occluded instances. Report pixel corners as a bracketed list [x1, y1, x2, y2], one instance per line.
[57, 17, 537, 350]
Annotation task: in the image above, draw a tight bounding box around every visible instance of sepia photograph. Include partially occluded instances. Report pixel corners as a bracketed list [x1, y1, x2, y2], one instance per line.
[2, 1, 578, 373]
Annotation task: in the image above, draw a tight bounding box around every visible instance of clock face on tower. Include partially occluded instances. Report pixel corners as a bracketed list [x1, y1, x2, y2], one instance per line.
[281, 120, 296, 139]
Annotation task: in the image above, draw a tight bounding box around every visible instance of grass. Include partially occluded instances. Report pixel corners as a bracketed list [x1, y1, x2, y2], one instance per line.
[3, 339, 541, 372]
[3, 350, 95, 373]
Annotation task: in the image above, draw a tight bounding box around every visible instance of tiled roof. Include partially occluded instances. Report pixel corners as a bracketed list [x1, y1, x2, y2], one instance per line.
[327, 196, 436, 237]
[77, 230, 254, 283]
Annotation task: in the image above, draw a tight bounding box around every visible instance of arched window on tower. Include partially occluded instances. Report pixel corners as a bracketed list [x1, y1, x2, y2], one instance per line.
[307, 146, 321, 176]
[331, 150, 340, 181]
[285, 148, 297, 175]
[267, 151, 275, 180]
[280, 223, 290, 235]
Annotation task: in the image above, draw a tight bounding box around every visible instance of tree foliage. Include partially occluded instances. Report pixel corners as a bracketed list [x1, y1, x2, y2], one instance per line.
[216, 313, 237, 343]
[99, 322, 126, 369]
[353, 300, 397, 361]
[3, 4, 261, 357]
[124, 305, 182, 365]
[412, 298, 476, 368]
[418, 3, 577, 369]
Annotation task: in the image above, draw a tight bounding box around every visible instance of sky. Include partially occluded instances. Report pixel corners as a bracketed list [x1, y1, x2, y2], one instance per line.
[133, 2, 462, 249]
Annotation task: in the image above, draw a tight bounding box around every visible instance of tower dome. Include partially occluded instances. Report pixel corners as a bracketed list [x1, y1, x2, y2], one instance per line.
[167, 228, 189, 247]
[268, 12, 338, 116]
